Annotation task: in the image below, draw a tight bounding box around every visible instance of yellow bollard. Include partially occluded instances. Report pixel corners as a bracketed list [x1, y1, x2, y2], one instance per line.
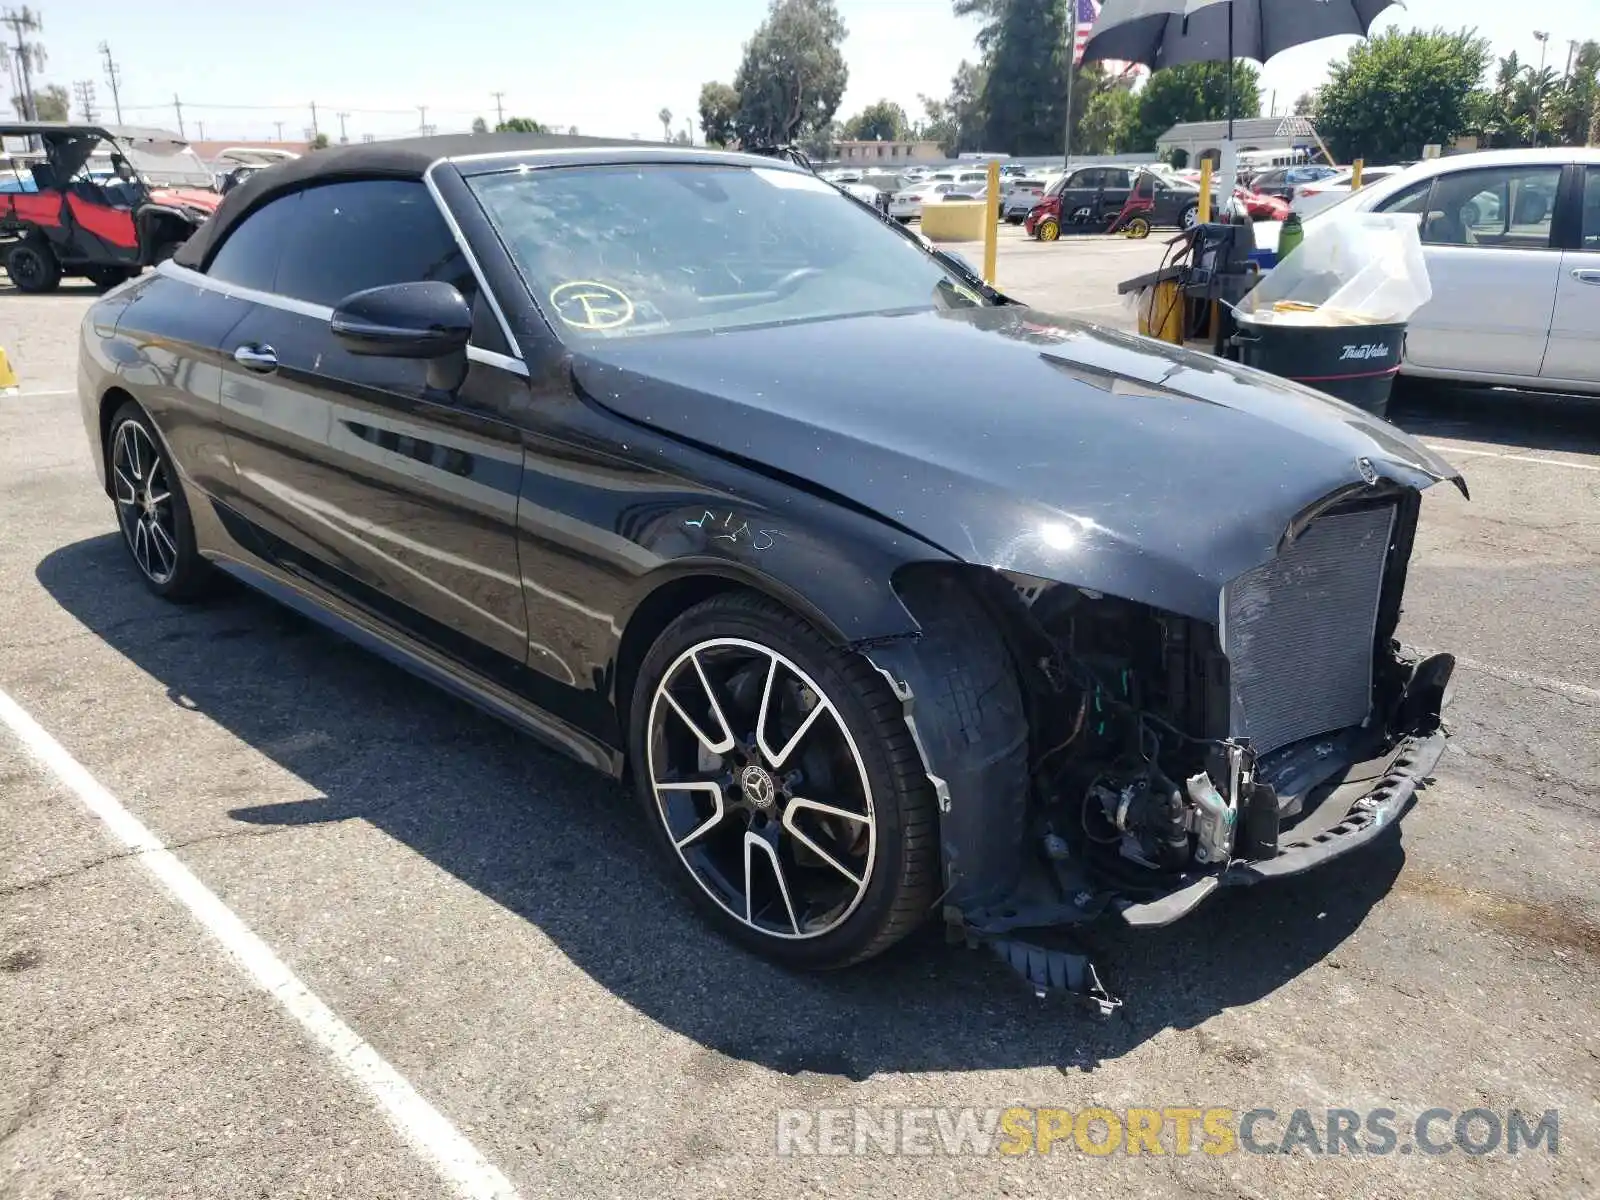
[983, 159, 1000, 284]
[1198, 159, 1212, 225]
[1351, 158, 1364, 190]
[0, 346, 17, 393]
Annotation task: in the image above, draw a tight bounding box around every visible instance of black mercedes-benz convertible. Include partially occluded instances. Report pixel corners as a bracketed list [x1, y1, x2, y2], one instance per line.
[77, 134, 1462, 1008]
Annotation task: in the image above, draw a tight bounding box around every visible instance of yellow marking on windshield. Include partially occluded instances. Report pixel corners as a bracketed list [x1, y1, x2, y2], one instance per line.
[549, 281, 635, 330]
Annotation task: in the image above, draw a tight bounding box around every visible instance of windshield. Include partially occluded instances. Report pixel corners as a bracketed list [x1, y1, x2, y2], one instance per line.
[122, 140, 215, 188]
[467, 163, 985, 340]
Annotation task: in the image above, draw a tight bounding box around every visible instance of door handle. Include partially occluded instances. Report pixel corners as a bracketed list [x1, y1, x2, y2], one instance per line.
[1572, 269, 1600, 285]
[233, 344, 278, 372]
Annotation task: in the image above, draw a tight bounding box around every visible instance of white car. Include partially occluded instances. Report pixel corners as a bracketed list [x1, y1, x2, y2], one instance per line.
[1301, 147, 1600, 393]
[1289, 165, 1406, 218]
[888, 180, 963, 220]
[1001, 175, 1058, 223]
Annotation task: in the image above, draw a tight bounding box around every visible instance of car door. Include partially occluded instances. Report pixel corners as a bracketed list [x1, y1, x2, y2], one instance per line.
[1541, 164, 1600, 386]
[1059, 168, 1099, 223]
[1099, 168, 1133, 219]
[1376, 162, 1564, 379]
[209, 178, 533, 675]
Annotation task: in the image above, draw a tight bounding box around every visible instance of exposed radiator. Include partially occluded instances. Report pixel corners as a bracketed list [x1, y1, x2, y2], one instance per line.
[1223, 505, 1396, 756]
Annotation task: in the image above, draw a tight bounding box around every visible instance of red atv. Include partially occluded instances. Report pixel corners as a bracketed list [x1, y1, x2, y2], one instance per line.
[1, 121, 221, 293]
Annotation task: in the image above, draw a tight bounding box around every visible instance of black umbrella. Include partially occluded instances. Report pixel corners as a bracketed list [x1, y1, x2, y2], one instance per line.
[1081, 0, 1401, 137]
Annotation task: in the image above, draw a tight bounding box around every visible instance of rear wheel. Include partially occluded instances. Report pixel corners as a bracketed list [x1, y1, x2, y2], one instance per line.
[631, 593, 940, 969]
[6, 238, 61, 293]
[1124, 216, 1152, 239]
[107, 402, 213, 600]
[1179, 202, 1200, 230]
[1035, 216, 1061, 242]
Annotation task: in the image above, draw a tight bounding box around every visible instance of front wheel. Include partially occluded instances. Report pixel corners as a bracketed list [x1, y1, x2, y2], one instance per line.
[1035, 216, 1061, 242]
[107, 402, 213, 600]
[1179, 202, 1200, 230]
[6, 238, 61, 293]
[631, 593, 941, 969]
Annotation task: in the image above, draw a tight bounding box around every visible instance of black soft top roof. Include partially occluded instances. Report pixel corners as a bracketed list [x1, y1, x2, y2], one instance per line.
[175, 131, 768, 270]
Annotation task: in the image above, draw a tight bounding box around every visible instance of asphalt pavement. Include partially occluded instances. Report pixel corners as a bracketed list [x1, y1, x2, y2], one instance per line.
[2, 239, 1597, 1200]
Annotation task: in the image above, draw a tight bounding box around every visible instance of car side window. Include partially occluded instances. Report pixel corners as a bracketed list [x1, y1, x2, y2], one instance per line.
[206, 191, 301, 292]
[274, 179, 473, 307]
[1418, 165, 1562, 250]
[1104, 169, 1132, 189]
[1583, 167, 1600, 250]
[1376, 178, 1434, 217]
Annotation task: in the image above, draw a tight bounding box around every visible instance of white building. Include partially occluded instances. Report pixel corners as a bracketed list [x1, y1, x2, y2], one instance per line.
[1155, 116, 1326, 169]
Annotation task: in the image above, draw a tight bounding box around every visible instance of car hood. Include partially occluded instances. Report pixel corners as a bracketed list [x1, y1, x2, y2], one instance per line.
[571, 306, 1464, 621]
[148, 187, 221, 212]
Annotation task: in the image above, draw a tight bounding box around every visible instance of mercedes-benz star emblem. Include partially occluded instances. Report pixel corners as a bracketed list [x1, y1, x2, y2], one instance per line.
[739, 764, 777, 811]
[1357, 457, 1379, 486]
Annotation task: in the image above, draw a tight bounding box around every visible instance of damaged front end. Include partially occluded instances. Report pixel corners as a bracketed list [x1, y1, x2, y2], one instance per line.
[870, 486, 1455, 1015]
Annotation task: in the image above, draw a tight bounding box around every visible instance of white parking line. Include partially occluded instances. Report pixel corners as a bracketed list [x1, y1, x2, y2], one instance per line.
[0, 686, 523, 1200]
[1453, 655, 1600, 705]
[2, 388, 76, 398]
[1426, 443, 1600, 473]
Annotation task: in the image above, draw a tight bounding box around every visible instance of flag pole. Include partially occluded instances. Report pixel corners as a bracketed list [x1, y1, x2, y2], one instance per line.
[1062, 0, 1077, 171]
[1225, 0, 1235, 140]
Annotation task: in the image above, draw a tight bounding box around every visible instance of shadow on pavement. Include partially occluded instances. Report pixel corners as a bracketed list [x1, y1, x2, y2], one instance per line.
[38, 532, 1405, 1077]
[1388, 379, 1600, 456]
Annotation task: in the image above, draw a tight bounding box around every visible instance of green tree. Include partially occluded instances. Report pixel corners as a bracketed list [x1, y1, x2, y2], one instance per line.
[841, 98, 908, 141]
[1550, 41, 1598, 147]
[19, 82, 69, 122]
[732, 0, 849, 146]
[979, 0, 1068, 155]
[1078, 84, 1140, 154]
[308, 131, 331, 150]
[698, 81, 739, 145]
[1311, 27, 1490, 162]
[919, 59, 988, 155]
[1132, 61, 1261, 151]
[496, 116, 548, 133]
[470, 115, 488, 134]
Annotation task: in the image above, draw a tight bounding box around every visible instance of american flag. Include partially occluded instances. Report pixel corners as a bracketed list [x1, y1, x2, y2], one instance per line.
[1072, 0, 1099, 66]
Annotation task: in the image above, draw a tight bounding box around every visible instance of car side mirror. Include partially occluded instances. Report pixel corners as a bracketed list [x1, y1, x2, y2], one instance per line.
[945, 251, 980, 277]
[330, 281, 472, 393]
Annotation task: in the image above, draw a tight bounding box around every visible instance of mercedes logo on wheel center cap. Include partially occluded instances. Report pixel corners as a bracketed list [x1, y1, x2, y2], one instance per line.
[739, 764, 777, 811]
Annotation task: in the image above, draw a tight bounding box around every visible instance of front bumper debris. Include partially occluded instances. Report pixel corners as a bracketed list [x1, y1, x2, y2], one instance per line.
[960, 728, 1446, 1013]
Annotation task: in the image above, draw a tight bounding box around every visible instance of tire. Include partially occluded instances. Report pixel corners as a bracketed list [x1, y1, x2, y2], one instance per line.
[1179, 202, 1200, 230]
[107, 402, 213, 601]
[1124, 216, 1152, 239]
[630, 591, 942, 969]
[1035, 216, 1061, 242]
[6, 237, 61, 293]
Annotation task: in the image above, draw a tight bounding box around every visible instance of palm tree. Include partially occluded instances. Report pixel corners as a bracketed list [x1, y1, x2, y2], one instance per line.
[658, 107, 673, 140]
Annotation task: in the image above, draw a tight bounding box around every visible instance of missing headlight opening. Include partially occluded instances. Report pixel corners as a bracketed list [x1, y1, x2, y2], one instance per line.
[881, 491, 1457, 1013]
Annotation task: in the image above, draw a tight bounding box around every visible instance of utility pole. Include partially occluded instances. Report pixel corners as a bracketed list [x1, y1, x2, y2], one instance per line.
[417, 104, 428, 132]
[196, 119, 204, 140]
[1, 6, 43, 123]
[172, 93, 185, 137]
[97, 41, 122, 122]
[72, 78, 94, 121]
[491, 91, 504, 126]
[1532, 31, 1550, 148]
[273, 120, 284, 141]
[310, 100, 319, 138]
[336, 111, 349, 143]
[1061, 0, 1078, 169]
[1566, 39, 1579, 81]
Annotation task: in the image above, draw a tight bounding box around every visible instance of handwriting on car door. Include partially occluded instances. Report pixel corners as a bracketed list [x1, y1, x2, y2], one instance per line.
[685, 510, 782, 551]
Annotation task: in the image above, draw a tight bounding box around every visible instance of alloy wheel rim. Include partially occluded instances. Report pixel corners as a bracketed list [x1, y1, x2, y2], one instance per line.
[646, 637, 877, 940]
[112, 422, 178, 585]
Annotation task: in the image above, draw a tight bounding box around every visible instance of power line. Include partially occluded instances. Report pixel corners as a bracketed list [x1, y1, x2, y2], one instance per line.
[97, 40, 122, 122]
[71, 77, 94, 121]
[1, 6, 43, 122]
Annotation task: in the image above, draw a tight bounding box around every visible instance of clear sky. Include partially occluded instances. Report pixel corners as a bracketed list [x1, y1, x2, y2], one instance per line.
[12, 0, 1593, 144]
